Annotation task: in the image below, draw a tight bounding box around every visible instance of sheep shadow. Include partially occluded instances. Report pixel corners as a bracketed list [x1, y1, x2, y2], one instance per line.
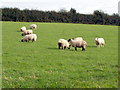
[87, 45, 97, 48]
[17, 30, 21, 32]
[48, 46, 97, 51]
[47, 47, 58, 50]
[47, 47, 76, 52]
[47, 47, 72, 51]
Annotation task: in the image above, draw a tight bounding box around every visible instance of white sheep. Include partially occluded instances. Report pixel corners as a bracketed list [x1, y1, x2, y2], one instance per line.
[21, 35, 31, 42]
[21, 30, 33, 36]
[68, 38, 87, 51]
[20, 26, 26, 32]
[95, 37, 105, 48]
[30, 24, 37, 30]
[21, 34, 37, 42]
[58, 39, 71, 49]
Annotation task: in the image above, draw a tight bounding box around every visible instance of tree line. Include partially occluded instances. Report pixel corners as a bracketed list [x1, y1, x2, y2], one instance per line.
[1, 8, 120, 26]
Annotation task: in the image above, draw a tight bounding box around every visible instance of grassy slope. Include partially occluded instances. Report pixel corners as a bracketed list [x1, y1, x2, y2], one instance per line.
[2, 22, 118, 88]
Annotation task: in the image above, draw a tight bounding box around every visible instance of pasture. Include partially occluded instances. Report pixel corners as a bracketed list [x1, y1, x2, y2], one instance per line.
[2, 22, 118, 88]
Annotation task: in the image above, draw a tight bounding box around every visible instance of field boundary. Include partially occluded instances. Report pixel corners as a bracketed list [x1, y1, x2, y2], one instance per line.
[0, 8, 2, 89]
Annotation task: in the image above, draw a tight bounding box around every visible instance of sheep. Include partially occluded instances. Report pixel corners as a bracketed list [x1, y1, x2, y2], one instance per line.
[68, 38, 87, 51]
[95, 37, 105, 48]
[21, 35, 32, 42]
[21, 34, 37, 42]
[58, 39, 71, 49]
[30, 24, 37, 30]
[21, 30, 33, 36]
[20, 26, 26, 32]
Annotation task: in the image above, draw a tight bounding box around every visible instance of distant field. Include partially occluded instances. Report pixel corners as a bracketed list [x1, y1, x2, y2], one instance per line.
[2, 22, 118, 88]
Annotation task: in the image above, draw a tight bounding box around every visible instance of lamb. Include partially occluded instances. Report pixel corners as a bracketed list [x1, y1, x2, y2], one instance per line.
[21, 30, 33, 36]
[58, 39, 71, 49]
[95, 37, 105, 48]
[20, 26, 26, 32]
[21, 34, 37, 42]
[30, 24, 37, 30]
[68, 38, 87, 51]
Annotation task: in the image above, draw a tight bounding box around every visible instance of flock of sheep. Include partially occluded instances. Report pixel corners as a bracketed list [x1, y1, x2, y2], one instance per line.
[20, 24, 37, 42]
[20, 24, 105, 51]
[58, 37, 105, 51]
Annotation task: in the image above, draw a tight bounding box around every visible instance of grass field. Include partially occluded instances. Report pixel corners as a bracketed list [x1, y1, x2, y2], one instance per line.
[2, 22, 118, 88]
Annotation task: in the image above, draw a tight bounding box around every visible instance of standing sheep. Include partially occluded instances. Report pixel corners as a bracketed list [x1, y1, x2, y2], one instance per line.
[58, 39, 71, 49]
[20, 26, 26, 32]
[30, 24, 37, 30]
[95, 37, 105, 48]
[21, 34, 37, 42]
[68, 38, 87, 51]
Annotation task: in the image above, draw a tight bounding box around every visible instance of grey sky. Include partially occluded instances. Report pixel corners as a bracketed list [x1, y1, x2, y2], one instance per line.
[1, 0, 119, 15]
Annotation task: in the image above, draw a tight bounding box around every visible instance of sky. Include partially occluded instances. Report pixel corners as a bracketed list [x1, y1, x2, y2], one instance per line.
[0, 0, 119, 15]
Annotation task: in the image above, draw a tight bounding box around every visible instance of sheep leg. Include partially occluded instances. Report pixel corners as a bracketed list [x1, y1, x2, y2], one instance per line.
[64, 46, 66, 49]
[98, 45, 100, 48]
[101, 44, 103, 47]
[68, 45, 71, 49]
[82, 47, 85, 51]
[58, 46, 60, 49]
[68, 47, 70, 49]
[75, 47, 77, 51]
[62, 46, 64, 49]
[32, 39, 35, 42]
[58, 43, 61, 49]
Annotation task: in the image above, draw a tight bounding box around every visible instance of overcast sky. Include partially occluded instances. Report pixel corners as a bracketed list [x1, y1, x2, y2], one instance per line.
[0, 0, 119, 15]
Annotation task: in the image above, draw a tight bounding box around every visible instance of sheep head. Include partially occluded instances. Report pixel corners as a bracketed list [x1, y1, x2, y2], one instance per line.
[68, 39, 71, 42]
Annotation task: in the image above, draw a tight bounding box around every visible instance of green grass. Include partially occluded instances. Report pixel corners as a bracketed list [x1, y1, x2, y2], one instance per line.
[2, 22, 118, 88]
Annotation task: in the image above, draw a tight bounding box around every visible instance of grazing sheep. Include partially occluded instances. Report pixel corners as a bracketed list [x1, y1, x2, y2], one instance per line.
[20, 26, 26, 32]
[21, 30, 33, 36]
[30, 24, 37, 30]
[58, 39, 71, 49]
[21, 35, 31, 42]
[21, 34, 37, 42]
[95, 37, 105, 48]
[68, 38, 87, 51]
